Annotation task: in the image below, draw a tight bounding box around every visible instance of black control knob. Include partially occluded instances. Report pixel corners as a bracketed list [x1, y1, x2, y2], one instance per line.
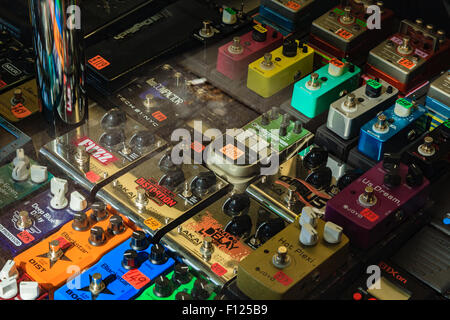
[173, 264, 191, 285]
[256, 218, 285, 243]
[130, 131, 155, 149]
[252, 26, 267, 42]
[337, 171, 361, 190]
[383, 172, 401, 188]
[153, 275, 173, 298]
[107, 215, 125, 235]
[406, 163, 424, 187]
[225, 214, 253, 237]
[122, 249, 139, 270]
[365, 79, 382, 98]
[72, 212, 90, 231]
[101, 108, 127, 130]
[130, 230, 149, 251]
[282, 39, 297, 57]
[303, 147, 328, 171]
[149, 244, 168, 265]
[306, 167, 332, 190]
[383, 153, 401, 172]
[261, 113, 270, 126]
[99, 130, 125, 147]
[223, 193, 250, 216]
[159, 150, 180, 172]
[293, 120, 303, 134]
[192, 171, 217, 191]
[89, 227, 106, 246]
[192, 279, 210, 300]
[279, 123, 288, 137]
[176, 292, 192, 300]
[91, 202, 108, 222]
[160, 169, 185, 188]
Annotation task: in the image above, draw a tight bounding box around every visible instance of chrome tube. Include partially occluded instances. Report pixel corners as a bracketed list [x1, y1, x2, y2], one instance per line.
[29, 0, 87, 137]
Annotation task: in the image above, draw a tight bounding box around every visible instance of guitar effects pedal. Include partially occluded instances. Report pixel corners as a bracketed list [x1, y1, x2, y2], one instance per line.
[216, 24, 283, 80]
[366, 19, 450, 94]
[0, 80, 39, 123]
[247, 40, 314, 98]
[309, 1, 395, 63]
[325, 157, 430, 248]
[236, 218, 349, 300]
[290, 58, 361, 119]
[14, 206, 133, 293]
[54, 237, 175, 300]
[425, 70, 450, 130]
[358, 98, 427, 161]
[327, 79, 399, 140]
[161, 192, 287, 286]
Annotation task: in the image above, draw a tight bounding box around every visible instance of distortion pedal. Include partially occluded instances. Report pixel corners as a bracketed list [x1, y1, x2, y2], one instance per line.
[14, 207, 133, 293]
[0, 80, 39, 123]
[425, 70, 450, 130]
[0, 176, 84, 257]
[290, 58, 361, 119]
[0, 149, 52, 210]
[97, 149, 228, 237]
[39, 105, 167, 195]
[403, 121, 450, 182]
[358, 98, 427, 161]
[161, 192, 287, 286]
[137, 264, 216, 300]
[216, 24, 283, 80]
[247, 40, 314, 98]
[54, 238, 175, 300]
[327, 79, 399, 140]
[309, 1, 395, 63]
[236, 218, 349, 300]
[325, 157, 430, 248]
[366, 19, 450, 94]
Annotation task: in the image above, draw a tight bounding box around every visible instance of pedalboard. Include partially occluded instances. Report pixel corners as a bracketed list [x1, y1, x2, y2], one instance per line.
[366, 19, 450, 94]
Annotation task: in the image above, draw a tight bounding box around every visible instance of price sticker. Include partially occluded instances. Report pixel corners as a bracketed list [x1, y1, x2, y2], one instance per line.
[122, 269, 150, 290]
[274, 270, 293, 286]
[144, 217, 162, 231]
[17, 230, 35, 244]
[335, 28, 354, 40]
[398, 57, 416, 69]
[11, 103, 32, 119]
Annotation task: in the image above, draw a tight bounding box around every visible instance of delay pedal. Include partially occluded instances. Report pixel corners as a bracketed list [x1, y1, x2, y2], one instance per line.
[247, 39, 314, 98]
[236, 218, 349, 299]
[39, 105, 167, 196]
[161, 192, 287, 286]
[55, 236, 175, 300]
[216, 24, 283, 80]
[425, 70, 450, 130]
[309, 1, 395, 64]
[290, 58, 361, 119]
[14, 206, 133, 292]
[358, 98, 427, 161]
[97, 149, 228, 237]
[0, 149, 51, 210]
[325, 156, 430, 248]
[366, 19, 450, 95]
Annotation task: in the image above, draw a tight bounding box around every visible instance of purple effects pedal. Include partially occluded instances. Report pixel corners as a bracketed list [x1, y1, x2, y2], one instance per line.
[325, 158, 430, 248]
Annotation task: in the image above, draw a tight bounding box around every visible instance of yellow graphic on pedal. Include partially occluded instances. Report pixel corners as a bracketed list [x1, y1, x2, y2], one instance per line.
[247, 40, 314, 98]
[237, 213, 349, 299]
[14, 206, 132, 293]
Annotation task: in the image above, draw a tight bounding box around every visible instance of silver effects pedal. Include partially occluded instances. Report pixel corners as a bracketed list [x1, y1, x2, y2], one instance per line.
[327, 79, 399, 140]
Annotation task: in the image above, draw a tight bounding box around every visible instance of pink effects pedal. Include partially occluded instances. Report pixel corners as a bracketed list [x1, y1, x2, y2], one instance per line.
[216, 24, 283, 80]
[325, 158, 430, 248]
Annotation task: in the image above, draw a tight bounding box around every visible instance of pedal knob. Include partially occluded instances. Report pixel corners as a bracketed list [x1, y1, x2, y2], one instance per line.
[130, 230, 149, 251]
[153, 275, 173, 298]
[12, 160, 29, 182]
[365, 79, 383, 98]
[12, 148, 30, 168]
[0, 278, 17, 299]
[305, 166, 332, 190]
[299, 223, 319, 246]
[19, 282, 40, 300]
[279, 122, 288, 137]
[99, 130, 125, 147]
[337, 171, 360, 190]
[282, 39, 297, 57]
[293, 120, 303, 134]
[91, 202, 108, 221]
[256, 218, 285, 243]
[161, 169, 185, 188]
[50, 177, 68, 210]
[72, 212, 90, 231]
[384, 172, 401, 188]
[30, 165, 48, 184]
[149, 244, 168, 265]
[101, 107, 127, 130]
[406, 163, 424, 187]
[303, 147, 328, 170]
[323, 222, 343, 244]
[222, 7, 237, 25]
[192, 171, 216, 192]
[0, 260, 19, 281]
[122, 249, 139, 270]
[299, 207, 318, 228]
[159, 149, 180, 172]
[89, 227, 106, 247]
[223, 193, 250, 215]
[130, 131, 155, 149]
[192, 279, 210, 300]
[252, 25, 267, 42]
[224, 214, 252, 237]
[176, 292, 192, 300]
[260, 113, 270, 126]
[69, 191, 87, 212]
[107, 215, 126, 235]
[394, 98, 413, 118]
[173, 264, 191, 285]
